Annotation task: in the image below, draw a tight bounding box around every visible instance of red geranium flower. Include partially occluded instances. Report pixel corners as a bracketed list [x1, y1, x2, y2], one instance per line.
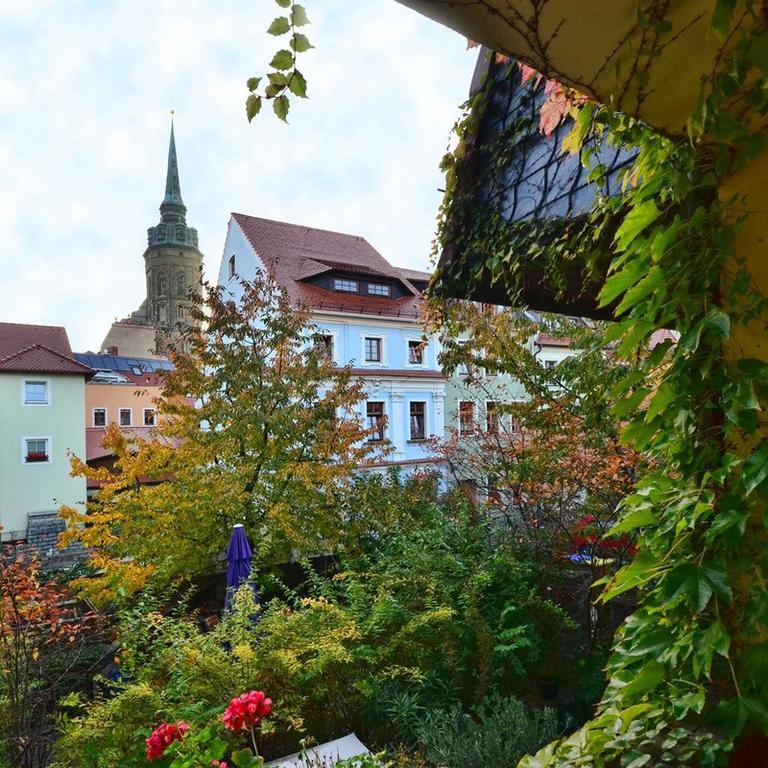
[145, 721, 189, 761]
[222, 690, 272, 733]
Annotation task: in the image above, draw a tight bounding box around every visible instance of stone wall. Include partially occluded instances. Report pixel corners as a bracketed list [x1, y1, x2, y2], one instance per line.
[25, 510, 86, 569]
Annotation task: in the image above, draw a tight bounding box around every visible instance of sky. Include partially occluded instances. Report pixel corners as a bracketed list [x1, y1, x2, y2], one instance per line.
[0, 0, 476, 352]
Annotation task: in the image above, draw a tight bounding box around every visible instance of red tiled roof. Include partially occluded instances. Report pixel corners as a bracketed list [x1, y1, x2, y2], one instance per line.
[85, 427, 177, 462]
[345, 368, 446, 380]
[534, 333, 573, 348]
[398, 267, 433, 283]
[232, 213, 424, 319]
[0, 323, 93, 375]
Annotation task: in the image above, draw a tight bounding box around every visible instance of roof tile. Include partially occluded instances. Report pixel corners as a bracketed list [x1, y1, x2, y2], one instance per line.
[0, 323, 93, 375]
[232, 214, 423, 319]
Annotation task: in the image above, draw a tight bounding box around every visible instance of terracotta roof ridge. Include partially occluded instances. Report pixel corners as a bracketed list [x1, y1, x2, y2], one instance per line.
[0, 321, 67, 333]
[0, 343, 94, 372]
[231, 212, 371, 244]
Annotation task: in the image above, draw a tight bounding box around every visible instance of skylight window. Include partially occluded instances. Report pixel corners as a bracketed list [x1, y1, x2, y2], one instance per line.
[368, 283, 390, 297]
[333, 278, 358, 293]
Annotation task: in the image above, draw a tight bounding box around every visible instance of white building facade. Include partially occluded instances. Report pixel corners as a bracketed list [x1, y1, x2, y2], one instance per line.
[217, 213, 446, 476]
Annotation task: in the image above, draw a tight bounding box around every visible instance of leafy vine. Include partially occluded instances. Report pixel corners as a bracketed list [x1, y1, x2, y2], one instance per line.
[245, 0, 313, 123]
[432, 6, 768, 766]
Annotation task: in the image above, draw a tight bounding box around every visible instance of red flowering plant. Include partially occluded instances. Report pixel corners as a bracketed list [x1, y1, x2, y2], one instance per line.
[143, 691, 272, 768]
[221, 690, 272, 767]
[146, 721, 190, 761]
[569, 513, 637, 564]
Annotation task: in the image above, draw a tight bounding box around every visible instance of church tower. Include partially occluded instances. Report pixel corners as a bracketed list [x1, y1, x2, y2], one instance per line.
[143, 118, 203, 350]
[100, 118, 203, 358]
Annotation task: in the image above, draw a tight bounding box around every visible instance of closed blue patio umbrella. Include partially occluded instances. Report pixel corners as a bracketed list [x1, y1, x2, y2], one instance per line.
[225, 523, 253, 610]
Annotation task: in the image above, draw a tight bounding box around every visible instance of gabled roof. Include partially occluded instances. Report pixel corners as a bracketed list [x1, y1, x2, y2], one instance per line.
[231, 213, 424, 320]
[0, 323, 93, 376]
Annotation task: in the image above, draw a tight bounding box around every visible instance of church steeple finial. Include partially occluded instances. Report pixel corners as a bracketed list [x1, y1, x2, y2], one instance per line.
[147, 115, 198, 249]
[160, 112, 186, 222]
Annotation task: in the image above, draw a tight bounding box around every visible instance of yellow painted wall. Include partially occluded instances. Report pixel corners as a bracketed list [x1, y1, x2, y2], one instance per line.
[85, 382, 163, 428]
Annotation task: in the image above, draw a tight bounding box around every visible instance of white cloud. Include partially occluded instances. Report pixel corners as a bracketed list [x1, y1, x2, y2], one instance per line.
[0, 0, 475, 351]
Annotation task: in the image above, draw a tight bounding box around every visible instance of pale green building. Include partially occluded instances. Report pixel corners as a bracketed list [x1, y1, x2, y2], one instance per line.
[0, 323, 92, 543]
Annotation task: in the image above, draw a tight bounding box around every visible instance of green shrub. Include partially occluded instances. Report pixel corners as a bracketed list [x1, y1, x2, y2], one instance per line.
[415, 694, 559, 768]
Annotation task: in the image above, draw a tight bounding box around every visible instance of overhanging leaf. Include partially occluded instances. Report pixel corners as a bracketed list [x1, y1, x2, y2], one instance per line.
[267, 16, 291, 35]
[614, 200, 662, 252]
[273, 94, 290, 122]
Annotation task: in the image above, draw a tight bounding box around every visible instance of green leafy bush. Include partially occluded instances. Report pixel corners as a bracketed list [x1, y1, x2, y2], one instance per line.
[415, 694, 559, 768]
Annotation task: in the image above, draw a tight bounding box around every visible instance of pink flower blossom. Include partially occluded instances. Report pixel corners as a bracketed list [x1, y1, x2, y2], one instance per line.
[145, 721, 189, 761]
[222, 690, 272, 733]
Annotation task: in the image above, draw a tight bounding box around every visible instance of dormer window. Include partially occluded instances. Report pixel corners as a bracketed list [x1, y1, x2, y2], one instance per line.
[333, 278, 358, 293]
[368, 283, 390, 297]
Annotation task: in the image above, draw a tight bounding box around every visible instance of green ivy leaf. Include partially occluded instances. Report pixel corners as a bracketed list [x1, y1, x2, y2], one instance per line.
[267, 16, 291, 35]
[614, 265, 664, 315]
[612, 388, 650, 419]
[267, 71, 288, 86]
[246, 95, 262, 122]
[742, 441, 768, 495]
[704, 307, 730, 338]
[291, 4, 310, 26]
[598, 257, 646, 307]
[245, 94, 264, 122]
[708, 617, 731, 660]
[270, 49, 294, 70]
[619, 660, 665, 700]
[611, 507, 656, 536]
[645, 383, 675, 422]
[600, 550, 659, 602]
[291, 33, 314, 53]
[711, 0, 736, 39]
[288, 70, 308, 98]
[702, 564, 732, 604]
[614, 200, 662, 253]
[273, 94, 290, 122]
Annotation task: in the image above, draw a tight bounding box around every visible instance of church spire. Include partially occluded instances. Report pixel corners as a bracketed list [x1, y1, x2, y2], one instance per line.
[147, 115, 198, 249]
[160, 114, 187, 223]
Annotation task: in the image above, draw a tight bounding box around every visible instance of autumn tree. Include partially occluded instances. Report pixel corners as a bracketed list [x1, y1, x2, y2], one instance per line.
[431, 301, 641, 646]
[0, 548, 102, 768]
[60, 274, 379, 603]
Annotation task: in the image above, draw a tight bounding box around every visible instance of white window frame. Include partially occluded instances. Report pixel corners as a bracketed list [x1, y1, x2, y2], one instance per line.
[408, 399, 428, 441]
[21, 436, 51, 465]
[333, 278, 358, 293]
[143, 408, 156, 427]
[21, 379, 50, 406]
[458, 400, 476, 436]
[367, 282, 391, 297]
[119, 408, 133, 427]
[406, 338, 427, 367]
[228, 254, 236, 280]
[93, 407, 107, 427]
[361, 333, 386, 366]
